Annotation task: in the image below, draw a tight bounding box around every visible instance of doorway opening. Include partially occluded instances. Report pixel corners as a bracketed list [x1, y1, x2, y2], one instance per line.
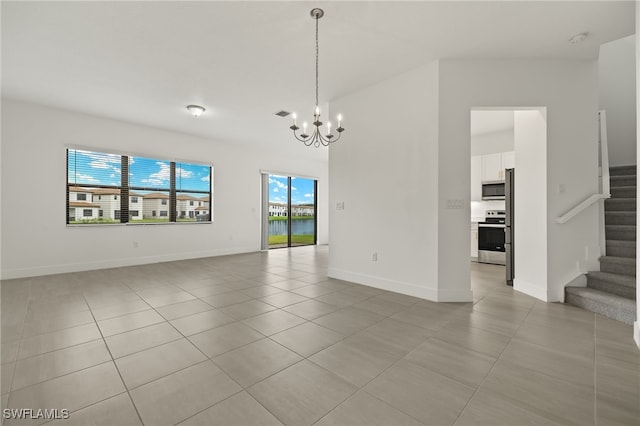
[261, 173, 317, 249]
[470, 107, 548, 296]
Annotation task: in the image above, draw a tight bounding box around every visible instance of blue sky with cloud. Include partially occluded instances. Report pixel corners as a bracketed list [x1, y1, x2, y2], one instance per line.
[269, 175, 315, 206]
[67, 149, 210, 192]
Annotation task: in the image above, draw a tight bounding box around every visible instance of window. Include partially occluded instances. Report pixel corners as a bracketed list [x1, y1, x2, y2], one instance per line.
[189, 201, 194, 206]
[83, 209, 93, 217]
[67, 148, 212, 225]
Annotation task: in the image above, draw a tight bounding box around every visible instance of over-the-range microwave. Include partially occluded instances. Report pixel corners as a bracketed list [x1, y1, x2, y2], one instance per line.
[482, 182, 505, 200]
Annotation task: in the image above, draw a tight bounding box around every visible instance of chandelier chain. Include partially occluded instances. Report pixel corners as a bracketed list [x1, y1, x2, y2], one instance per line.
[315, 13, 319, 107]
[288, 8, 344, 147]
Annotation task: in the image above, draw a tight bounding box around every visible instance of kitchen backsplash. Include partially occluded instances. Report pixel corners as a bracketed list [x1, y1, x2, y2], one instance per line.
[471, 200, 506, 221]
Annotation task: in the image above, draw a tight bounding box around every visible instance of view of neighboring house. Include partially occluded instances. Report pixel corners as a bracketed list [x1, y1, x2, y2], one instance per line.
[292, 204, 314, 216]
[177, 194, 210, 219]
[269, 203, 287, 217]
[68, 188, 209, 221]
[67, 187, 100, 221]
[91, 188, 143, 220]
[142, 193, 170, 219]
[268, 202, 315, 217]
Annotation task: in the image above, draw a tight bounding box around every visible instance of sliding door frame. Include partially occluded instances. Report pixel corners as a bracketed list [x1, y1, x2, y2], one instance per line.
[260, 171, 318, 250]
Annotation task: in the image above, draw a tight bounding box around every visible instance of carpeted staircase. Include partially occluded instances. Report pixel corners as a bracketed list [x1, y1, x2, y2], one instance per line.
[565, 165, 637, 324]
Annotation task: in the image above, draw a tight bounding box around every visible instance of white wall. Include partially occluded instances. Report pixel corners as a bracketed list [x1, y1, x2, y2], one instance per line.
[600, 35, 636, 167]
[0, 100, 329, 279]
[470, 128, 515, 156]
[329, 58, 600, 304]
[328, 61, 446, 300]
[513, 110, 548, 300]
[438, 59, 600, 302]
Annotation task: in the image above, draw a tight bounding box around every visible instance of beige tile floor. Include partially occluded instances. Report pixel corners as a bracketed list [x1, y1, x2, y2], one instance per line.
[1, 245, 639, 425]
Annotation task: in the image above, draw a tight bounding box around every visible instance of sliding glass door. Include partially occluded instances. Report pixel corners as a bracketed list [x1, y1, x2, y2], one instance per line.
[263, 174, 317, 249]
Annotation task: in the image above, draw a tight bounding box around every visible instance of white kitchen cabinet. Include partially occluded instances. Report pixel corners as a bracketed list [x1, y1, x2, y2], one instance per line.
[481, 153, 503, 182]
[502, 150, 515, 170]
[470, 223, 479, 260]
[481, 151, 514, 182]
[470, 156, 482, 201]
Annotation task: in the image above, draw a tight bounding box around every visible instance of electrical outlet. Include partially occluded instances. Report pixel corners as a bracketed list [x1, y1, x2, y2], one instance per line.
[336, 201, 345, 210]
[371, 252, 378, 261]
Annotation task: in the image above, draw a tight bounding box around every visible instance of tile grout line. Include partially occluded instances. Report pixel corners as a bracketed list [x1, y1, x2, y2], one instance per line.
[4, 278, 36, 404]
[451, 299, 538, 426]
[81, 292, 146, 426]
[309, 304, 468, 426]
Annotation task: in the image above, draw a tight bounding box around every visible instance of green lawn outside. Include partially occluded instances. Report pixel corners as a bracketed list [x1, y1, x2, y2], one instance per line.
[269, 216, 315, 221]
[269, 234, 315, 245]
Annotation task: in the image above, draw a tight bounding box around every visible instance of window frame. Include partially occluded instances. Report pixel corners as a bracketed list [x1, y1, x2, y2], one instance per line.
[66, 146, 213, 226]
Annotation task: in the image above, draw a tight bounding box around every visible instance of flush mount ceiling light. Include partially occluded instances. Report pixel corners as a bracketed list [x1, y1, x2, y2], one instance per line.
[289, 8, 345, 147]
[186, 105, 205, 117]
[568, 32, 589, 44]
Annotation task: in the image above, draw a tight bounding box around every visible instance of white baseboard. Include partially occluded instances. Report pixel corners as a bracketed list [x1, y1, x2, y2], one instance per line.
[634, 321, 640, 350]
[1, 246, 257, 280]
[328, 268, 473, 302]
[513, 278, 548, 301]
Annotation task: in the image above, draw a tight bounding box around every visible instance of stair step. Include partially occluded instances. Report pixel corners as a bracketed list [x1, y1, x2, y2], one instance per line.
[604, 198, 636, 212]
[610, 176, 636, 187]
[605, 211, 636, 226]
[586, 271, 636, 299]
[565, 287, 636, 325]
[609, 165, 637, 176]
[606, 240, 637, 258]
[610, 186, 637, 199]
[604, 198, 637, 212]
[598, 256, 636, 277]
[605, 225, 636, 241]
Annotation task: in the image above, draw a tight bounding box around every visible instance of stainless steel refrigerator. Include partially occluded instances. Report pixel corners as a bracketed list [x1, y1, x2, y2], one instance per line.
[505, 168, 515, 286]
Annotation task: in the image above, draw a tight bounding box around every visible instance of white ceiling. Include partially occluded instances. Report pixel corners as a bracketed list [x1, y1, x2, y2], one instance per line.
[1, 1, 635, 160]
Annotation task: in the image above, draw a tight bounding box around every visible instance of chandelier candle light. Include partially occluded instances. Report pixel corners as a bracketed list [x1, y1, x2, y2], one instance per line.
[290, 8, 345, 147]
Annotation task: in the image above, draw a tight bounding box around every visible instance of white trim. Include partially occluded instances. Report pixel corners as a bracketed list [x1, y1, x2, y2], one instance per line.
[329, 268, 472, 302]
[513, 278, 548, 301]
[260, 170, 319, 181]
[634, 321, 639, 350]
[328, 267, 439, 300]
[0, 246, 257, 280]
[437, 287, 474, 303]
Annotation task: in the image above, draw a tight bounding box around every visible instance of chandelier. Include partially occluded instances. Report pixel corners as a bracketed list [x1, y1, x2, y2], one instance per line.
[290, 8, 345, 147]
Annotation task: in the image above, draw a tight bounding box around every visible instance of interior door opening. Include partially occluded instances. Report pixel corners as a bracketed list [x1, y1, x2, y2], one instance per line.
[261, 173, 317, 249]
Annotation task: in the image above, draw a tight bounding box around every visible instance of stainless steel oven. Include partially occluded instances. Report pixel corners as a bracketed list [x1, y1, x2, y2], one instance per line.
[478, 210, 506, 265]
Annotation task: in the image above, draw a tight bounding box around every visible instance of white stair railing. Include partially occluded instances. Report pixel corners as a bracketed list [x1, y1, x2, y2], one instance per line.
[556, 110, 610, 224]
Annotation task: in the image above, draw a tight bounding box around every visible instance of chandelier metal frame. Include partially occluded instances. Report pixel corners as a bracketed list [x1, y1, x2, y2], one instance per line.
[290, 8, 344, 147]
